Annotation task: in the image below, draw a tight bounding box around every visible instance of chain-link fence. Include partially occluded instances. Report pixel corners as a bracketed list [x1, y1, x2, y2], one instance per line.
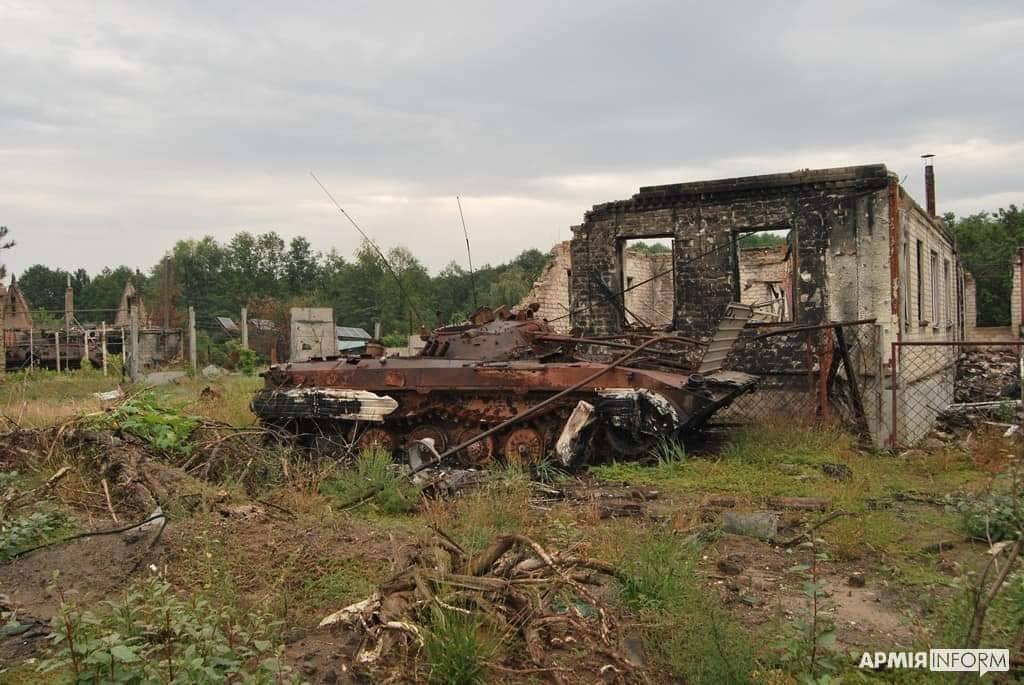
[718, 322, 882, 439]
[890, 341, 1023, 446]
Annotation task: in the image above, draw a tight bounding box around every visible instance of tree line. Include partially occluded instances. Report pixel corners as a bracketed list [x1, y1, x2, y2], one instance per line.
[7, 203, 1023, 335]
[14, 232, 550, 338]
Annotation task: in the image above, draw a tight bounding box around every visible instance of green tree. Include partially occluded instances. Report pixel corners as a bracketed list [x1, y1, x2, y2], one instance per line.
[17, 264, 66, 312]
[284, 236, 321, 296]
[948, 206, 1024, 326]
[170, 236, 229, 320]
[79, 266, 138, 320]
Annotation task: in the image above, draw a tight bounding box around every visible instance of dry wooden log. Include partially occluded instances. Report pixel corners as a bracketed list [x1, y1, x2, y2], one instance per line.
[767, 496, 831, 511]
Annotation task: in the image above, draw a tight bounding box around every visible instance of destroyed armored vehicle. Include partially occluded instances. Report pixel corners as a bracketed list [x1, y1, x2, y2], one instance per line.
[252, 305, 757, 465]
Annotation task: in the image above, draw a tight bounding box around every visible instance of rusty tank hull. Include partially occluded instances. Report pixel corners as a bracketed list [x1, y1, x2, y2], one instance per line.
[253, 308, 756, 464]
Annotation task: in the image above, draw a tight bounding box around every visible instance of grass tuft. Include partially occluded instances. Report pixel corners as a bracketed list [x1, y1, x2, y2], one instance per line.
[422, 607, 497, 685]
[322, 447, 420, 515]
[616, 530, 757, 684]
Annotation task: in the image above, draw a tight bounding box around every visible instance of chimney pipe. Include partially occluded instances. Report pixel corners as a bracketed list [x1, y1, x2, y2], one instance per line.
[922, 154, 936, 218]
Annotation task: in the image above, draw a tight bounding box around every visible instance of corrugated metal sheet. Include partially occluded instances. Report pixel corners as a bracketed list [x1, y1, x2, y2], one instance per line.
[216, 317, 239, 333]
[336, 326, 372, 340]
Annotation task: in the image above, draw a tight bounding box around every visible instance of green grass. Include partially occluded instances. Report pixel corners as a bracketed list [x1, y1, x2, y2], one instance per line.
[422, 607, 498, 685]
[300, 558, 384, 608]
[322, 447, 420, 516]
[615, 529, 757, 684]
[0, 368, 261, 428]
[427, 479, 533, 555]
[592, 423, 984, 513]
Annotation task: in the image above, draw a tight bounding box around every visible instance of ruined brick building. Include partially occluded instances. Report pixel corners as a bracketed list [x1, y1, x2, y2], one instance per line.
[1013, 247, 1024, 337]
[522, 163, 966, 446]
[520, 241, 677, 333]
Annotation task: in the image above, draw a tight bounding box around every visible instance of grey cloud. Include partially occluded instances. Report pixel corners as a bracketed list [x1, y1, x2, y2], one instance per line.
[1, 0, 1021, 276]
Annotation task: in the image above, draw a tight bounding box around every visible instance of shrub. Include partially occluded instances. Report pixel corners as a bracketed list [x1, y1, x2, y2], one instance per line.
[0, 511, 68, 562]
[91, 393, 200, 455]
[225, 340, 262, 376]
[952, 491, 1024, 542]
[40, 576, 293, 683]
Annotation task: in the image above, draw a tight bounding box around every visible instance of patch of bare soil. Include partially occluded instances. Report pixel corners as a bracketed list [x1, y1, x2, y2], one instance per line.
[703, 533, 916, 650]
[0, 520, 164, 664]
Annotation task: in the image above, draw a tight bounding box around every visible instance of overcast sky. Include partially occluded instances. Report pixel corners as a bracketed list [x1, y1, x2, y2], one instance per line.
[2, 0, 1022, 277]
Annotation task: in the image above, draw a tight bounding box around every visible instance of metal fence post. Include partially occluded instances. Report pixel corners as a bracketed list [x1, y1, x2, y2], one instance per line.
[101, 322, 108, 376]
[129, 297, 140, 381]
[55, 331, 61, 373]
[889, 342, 898, 447]
[188, 306, 197, 372]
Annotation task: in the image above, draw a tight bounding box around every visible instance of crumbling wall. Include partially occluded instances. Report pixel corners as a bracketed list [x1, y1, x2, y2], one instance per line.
[964, 272, 977, 339]
[737, 245, 793, 321]
[137, 329, 183, 368]
[622, 250, 673, 327]
[518, 242, 675, 333]
[898, 194, 959, 343]
[519, 242, 572, 333]
[569, 166, 894, 372]
[1, 279, 33, 330]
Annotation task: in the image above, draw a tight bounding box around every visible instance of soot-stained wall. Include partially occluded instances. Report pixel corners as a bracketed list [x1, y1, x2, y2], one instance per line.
[568, 165, 893, 374]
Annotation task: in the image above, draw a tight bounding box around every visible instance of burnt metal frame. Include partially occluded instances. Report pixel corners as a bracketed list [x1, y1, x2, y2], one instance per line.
[889, 340, 1024, 448]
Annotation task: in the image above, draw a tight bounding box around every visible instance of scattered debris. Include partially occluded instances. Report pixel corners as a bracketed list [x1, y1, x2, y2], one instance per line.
[767, 496, 831, 511]
[316, 531, 634, 680]
[820, 463, 853, 481]
[716, 553, 745, 576]
[921, 540, 957, 554]
[954, 349, 1022, 403]
[92, 388, 125, 402]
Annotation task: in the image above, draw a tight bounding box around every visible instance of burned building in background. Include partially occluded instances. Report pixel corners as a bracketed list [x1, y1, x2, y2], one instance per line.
[546, 163, 966, 446]
[2, 277, 182, 371]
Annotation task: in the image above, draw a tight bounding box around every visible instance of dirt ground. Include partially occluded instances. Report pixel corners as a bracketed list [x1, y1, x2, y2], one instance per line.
[0, 372, 1021, 683]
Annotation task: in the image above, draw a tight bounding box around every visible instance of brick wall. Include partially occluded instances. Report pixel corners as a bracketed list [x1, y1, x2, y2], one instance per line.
[622, 250, 673, 327]
[737, 245, 793, 321]
[567, 166, 896, 376]
[519, 241, 572, 333]
[964, 272, 977, 338]
[518, 241, 677, 333]
[1012, 248, 1023, 336]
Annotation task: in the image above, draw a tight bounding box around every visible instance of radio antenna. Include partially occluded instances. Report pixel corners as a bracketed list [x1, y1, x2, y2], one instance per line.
[456, 195, 478, 308]
[310, 171, 424, 327]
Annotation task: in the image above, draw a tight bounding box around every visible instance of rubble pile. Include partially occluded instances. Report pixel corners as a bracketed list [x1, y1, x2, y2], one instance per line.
[955, 349, 1022, 403]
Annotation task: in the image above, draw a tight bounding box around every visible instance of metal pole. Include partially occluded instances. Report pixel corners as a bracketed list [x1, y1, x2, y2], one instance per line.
[101, 322, 108, 376]
[55, 331, 61, 373]
[28, 328, 34, 373]
[188, 306, 197, 372]
[129, 297, 140, 381]
[241, 306, 249, 350]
